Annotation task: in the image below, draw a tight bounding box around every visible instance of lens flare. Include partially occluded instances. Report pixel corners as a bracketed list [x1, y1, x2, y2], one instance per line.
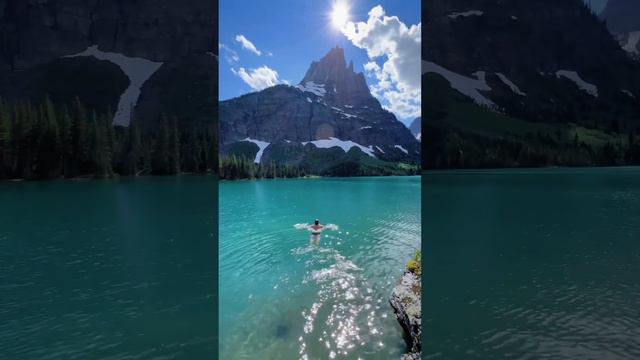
[331, 1, 350, 30]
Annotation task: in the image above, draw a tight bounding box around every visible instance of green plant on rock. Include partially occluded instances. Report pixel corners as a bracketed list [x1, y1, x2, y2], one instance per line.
[406, 260, 420, 275]
[406, 250, 422, 276]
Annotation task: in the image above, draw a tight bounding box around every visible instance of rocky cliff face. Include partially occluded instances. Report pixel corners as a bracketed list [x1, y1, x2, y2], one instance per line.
[0, 0, 216, 128]
[220, 47, 420, 175]
[390, 271, 422, 360]
[300, 47, 377, 108]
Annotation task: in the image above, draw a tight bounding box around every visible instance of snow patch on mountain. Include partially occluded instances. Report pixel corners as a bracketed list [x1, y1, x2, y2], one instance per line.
[622, 31, 640, 54]
[496, 73, 527, 96]
[296, 81, 326, 97]
[622, 90, 636, 98]
[416, 133, 422, 141]
[242, 138, 270, 163]
[302, 137, 375, 157]
[448, 10, 483, 19]
[394, 145, 409, 154]
[376, 146, 385, 153]
[422, 61, 494, 107]
[332, 106, 359, 119]
[65, 45, 163, 126]
[555, 70, 599, 97]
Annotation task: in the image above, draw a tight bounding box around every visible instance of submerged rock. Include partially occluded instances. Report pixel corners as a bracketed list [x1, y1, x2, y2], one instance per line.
[275, 324, 289, 339]
[390, 270, 422, 359]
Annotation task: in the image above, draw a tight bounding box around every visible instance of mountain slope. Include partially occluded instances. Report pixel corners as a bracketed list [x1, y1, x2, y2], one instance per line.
[0, 0, 216, 129]
[423, 0, 640, 169]
[220, 47, 420, 176]
[410, 117, 421, 140]
[601, 0, 640, 58]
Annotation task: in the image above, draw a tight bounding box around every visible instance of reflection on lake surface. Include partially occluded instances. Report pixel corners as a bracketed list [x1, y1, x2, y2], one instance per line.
[424, 168, 640, 360]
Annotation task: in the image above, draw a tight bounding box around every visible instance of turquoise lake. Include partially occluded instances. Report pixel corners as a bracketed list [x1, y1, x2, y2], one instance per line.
[423, 168, 640, 359]
[0, 176, 217, 359]
[219, 176, 421, 359]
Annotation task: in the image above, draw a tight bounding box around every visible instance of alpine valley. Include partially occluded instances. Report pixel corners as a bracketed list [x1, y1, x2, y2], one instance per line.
[219, 47, 421, 178]
[423, 0, 640, 170]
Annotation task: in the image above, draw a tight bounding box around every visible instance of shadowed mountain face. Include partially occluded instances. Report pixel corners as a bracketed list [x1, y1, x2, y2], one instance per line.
[423, 0, 640, 170]
[601, 0, 640, 57]
[409, 117, 421, 140]
[219, 47, 420, 175]
[601, 0, 640, 34]
[0, 0, 216, 128]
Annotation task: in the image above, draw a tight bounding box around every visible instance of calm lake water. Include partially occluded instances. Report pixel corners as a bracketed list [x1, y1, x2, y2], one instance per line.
[0, 176, 217, 359]
[219, 176, 421, 359]
[424, 167, 640, 359]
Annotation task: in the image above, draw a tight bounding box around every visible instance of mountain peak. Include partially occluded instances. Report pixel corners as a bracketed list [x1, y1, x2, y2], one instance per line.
[299, 47, 375, 107]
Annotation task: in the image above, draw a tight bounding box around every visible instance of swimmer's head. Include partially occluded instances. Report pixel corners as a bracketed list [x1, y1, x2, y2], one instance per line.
[315, 219, 319, 225]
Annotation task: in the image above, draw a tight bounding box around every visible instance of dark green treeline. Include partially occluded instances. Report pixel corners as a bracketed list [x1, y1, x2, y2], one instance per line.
[424, 127, 640, 170]
[0, 96, 215, 180]
[219, 154, 304, 180]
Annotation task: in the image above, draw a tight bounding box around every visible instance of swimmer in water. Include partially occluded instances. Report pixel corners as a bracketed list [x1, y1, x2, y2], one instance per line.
[309, 219, 323, 245]
[309, 219, 324, 234]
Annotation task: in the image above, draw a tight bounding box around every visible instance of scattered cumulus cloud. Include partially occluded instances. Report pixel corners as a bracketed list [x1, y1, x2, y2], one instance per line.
[342, 5, 421, 119]
[235, 34, 262, 56]
[231, 65, 280, 90]
[218, 43, 239, 64]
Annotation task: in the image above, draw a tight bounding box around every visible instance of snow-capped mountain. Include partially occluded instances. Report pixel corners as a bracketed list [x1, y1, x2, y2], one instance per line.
[219, 47, 420, 175]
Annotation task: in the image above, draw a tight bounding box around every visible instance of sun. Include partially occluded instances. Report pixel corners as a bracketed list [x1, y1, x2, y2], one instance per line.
[330, 1, 350, 30]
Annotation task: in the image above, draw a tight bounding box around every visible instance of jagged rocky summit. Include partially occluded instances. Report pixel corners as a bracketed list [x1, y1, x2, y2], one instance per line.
[219, 46, 420, 176]
[390, 270, 422, 360]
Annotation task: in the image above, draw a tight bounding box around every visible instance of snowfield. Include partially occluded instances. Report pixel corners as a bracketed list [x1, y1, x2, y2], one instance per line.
[555, 70, 599, 97]
[242, 138, 271, 164]
[296, 81, 327, 97]
[394, 145, 409, 154]
[448, 10, 484, 19]
[496, 73, 527, 96]
[302, 137, 375, 157]
[65, 45, 163, 126]
[422, 61, 494, 107]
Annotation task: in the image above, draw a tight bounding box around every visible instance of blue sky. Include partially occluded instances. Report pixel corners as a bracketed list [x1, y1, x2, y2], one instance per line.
[219, 0, 421, 125]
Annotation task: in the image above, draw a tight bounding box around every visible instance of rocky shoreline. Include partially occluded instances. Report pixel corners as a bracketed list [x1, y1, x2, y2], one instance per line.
[389, 252, 422, 359]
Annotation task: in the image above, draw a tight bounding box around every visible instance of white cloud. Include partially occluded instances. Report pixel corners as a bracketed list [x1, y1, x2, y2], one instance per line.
[218, 43, 239, 64]
[231, 66, 280, 90]
[342, 5, 421, 119]
[235, 34, 262, 56]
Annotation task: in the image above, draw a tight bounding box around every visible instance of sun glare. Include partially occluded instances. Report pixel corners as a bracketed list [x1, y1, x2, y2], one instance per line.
[330, 1, 350, 30]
